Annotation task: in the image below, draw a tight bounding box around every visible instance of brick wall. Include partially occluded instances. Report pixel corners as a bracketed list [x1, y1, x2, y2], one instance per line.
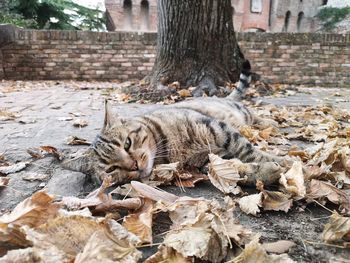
[0, 25, 349, 87]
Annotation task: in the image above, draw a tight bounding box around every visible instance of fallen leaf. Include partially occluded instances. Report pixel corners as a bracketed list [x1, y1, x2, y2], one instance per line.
[262, 240, 296, 254]
[39, 146, 62, 160]
[261, 190, 293, 213]
[239, 126, 258, 143]
[322, 213, 350, 245]
[144, 245, 192, 263]
[279, 161, 306, 200]
[0, 191, 60, 228]
[22, 173, 49, 182]
[208, 154, 244, 195]
[334, 172, 350, 186]
[73, 219, 142, 263]
[66, 135, 91, 145]
[338, 147, 350, 173]
[73, 118, 88, 128]
[257, 181, 293, 213]
[232, 235, 295, 263]
[0, 109, 18, 121]
[164, 213, 226, 263]
[259, 127, 274, 140]
[0, 177, 9, 187]
[238, 193, 262, 216]
[174, 172, 208, 188]
[288, 149, 309, 161]
[177, 89, 192, 98]
[151, 162, 179, 183]
[309, 139, 338, 166]
[123, 199, 154, 243]
[307, 179, 350, 215]
[0, 162, 29, 175]
[131, 181, 179, 204]
[0, 247, 67, 263]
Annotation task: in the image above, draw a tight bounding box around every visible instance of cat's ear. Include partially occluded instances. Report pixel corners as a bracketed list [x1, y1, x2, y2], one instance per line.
[103, 100, 118, 130]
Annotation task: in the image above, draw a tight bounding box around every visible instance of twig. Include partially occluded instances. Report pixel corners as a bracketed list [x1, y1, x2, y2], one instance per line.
[299, 236, 307, 252]
[303, 239, 346, 249]
[312, 200, 334, 214]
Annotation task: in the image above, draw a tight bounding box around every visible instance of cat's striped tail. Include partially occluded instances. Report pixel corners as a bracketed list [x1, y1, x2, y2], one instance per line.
[228, 60, 252, 101]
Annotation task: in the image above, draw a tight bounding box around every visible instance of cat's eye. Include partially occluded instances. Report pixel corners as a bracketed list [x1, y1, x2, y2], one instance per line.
[106, 165, 120, 174]
[124, 137, 131, 151]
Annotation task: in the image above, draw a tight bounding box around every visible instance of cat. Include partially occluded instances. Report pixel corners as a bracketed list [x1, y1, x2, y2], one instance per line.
[63, 60, 288, 185]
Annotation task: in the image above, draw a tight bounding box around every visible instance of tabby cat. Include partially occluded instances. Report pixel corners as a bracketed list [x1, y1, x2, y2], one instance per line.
[64, 61, 288, 185]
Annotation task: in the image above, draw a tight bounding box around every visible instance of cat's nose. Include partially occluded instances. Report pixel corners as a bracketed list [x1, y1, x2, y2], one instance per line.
[131, 160, 138, 171]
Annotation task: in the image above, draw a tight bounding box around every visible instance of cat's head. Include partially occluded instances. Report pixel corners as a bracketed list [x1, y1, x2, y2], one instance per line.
[63, 101, 156, 185]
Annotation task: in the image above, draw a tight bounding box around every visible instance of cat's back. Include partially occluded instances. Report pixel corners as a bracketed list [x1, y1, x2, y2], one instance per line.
[167, 97, 254, 127]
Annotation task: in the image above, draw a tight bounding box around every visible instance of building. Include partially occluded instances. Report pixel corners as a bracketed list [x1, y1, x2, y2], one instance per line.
[105, 0, 157, 31]
[105, 0, 328, 33]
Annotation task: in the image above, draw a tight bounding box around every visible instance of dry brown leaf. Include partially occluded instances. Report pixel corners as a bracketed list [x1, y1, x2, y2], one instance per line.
[288, 149, 309, 161]
[123, 199, 154, 243]
[322, 213, 350, 244]
[21, 216, 141, 262]
[0, 191, 60, 228]
[309, 139, 338, 166]
[259, 127, 274, 140]
[62, 177, 141, 213]
[208, 154, 244, 195]
[144, 245, 193, 263]
[111, 183, 139, 198]
[0, 162, 29, 175]
[261, 190, 293, 213]
[22, 173, 49, 182]
[262, 240, 296, 254]
[174, 173, 208, 188]
[0, 177, 9, 187]
[0, 109, 18, 121]
[232, 235, 295, 263]
[334, 172, 350, 186]
[307, 179, 350, 215]
[164, 213, 227, 263]
[279, 161, 306, 200]
[66, 135, 91, 146]
[39, 146, 63, 160]
[73, 118, 88, 128]
[151, 162, 179, 183]
[239, 125, 258, 143]
[0, 247, 67, 263]
[62, 177, 113, 210]
[0, 224, 31, 257]
[238, 193, 262, 216]
[178, 89, 192, 98]
[131, 181, 179, 204]
[74, 219, 142, 263]
[338, 147, 350, 173]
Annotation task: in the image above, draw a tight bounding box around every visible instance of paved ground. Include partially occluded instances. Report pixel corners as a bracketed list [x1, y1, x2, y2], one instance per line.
[1, 81, 350, 262]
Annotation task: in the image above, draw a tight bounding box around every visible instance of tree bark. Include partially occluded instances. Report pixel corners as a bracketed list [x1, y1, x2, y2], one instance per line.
[150, 0, 245, 93]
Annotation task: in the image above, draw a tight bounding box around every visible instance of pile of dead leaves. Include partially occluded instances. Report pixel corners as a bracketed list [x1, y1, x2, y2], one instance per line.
[0, 178, 299, 262]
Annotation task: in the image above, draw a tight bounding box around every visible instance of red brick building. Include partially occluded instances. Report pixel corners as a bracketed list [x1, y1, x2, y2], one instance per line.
[105, 0, 328, 32]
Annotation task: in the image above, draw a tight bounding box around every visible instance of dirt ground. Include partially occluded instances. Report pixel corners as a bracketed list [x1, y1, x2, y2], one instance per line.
[0, 80, 350, 262]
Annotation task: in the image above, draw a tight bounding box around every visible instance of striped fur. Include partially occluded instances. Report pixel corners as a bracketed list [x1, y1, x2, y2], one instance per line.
[87, 103, 283, 185]
[228, 60, 252, 101]
[73, 61, 285, 185]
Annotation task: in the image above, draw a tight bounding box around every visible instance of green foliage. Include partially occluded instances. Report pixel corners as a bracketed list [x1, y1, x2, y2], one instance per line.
[0, 0, 106, 31]
[317, 7, 350, 30]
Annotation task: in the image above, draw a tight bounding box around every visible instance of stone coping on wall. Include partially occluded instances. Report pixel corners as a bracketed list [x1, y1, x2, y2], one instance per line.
[0, 25, 157, 44]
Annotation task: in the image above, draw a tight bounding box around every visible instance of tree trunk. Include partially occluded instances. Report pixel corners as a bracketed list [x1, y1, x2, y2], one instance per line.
[150, 0, 245, 94]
